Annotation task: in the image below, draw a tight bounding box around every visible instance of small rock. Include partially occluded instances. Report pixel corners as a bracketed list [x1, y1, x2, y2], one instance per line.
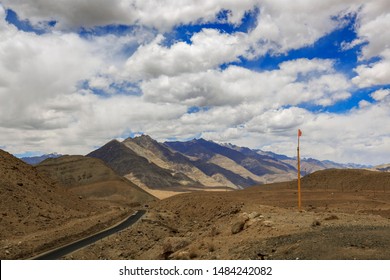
[248, 212, 260, 219]
[231, 221, 245, 234]
[171, 250, 190, 260]
[257, 251, 268, 260]
[245, 218, 258, 228]
[239, 212, 249, 221]
[163, 237, 190, 252]
[209, 226, 220, 237]
[263, 220, 274, 227]
[311, 219, 321, 227]
[5, 250, 10, 255]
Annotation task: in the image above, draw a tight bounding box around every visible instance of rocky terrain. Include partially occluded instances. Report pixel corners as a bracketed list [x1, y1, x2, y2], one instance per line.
[0, 149, 149, 259]
[86, 135, 373, 198]
[87, 139, 200, 190]
[2, 138, 390, 260]
[37, 155, 154, 207]
[63, 169, 390, 260]
[85, 135, 298, 198]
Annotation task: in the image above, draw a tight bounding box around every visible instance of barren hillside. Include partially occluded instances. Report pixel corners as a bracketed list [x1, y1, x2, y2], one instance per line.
[87, 140, 199, 189]
[123, 135, 223, 188]
[0, 149, 129, 259]
[37, 155, 155, 206]
[63, 168, 390, 260]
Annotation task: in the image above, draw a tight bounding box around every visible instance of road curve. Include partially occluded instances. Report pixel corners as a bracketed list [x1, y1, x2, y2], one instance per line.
[32, 210, 146, 260]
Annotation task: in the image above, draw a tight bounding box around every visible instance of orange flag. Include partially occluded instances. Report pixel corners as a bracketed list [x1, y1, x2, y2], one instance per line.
[298, 129, 302, 137]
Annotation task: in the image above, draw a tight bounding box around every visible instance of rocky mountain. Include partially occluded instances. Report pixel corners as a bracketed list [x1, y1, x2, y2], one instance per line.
[37, 155, 155, 206]
[370, 163, 390, 172]
[122, 135, 223, 188]
[87, 139, 200, 191]
[85, 135, 378, 196]
[254, 150, 371, 174]
[165, 138, 297, 186]
[20, 153, 62, 165]
[280, 157, 344, 175]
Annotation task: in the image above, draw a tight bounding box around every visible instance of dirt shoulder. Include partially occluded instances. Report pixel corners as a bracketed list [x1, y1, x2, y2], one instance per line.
[1, 206, 130, 259]
[63, 186, 390, 260]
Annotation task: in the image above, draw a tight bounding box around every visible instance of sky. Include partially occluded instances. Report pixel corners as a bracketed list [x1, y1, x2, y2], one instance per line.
[0, 0, 389, 165]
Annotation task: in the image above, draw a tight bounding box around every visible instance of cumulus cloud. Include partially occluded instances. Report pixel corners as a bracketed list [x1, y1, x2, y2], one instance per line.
[0, 4, 181, 153]
[124, 29, 247, 80]
[0, 21, 102, 129]
[371, 89, 390, 101]
[355, 0, 390, 60]
[301, 100, 390, 164]
[1, 0, 257, 31]
[141, 59, 351, 108]
[244, 107, 308, 134]
[1, 1, 390, 166]
[352, 49, 390, 87]
[208, 101, 390, 165]
[245, 0, 362, 56]
[1, 0, 135, 30]
[351, 0, 390, 87]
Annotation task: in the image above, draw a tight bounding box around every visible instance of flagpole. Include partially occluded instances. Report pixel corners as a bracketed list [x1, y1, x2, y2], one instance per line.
[297, 129, 302, 211]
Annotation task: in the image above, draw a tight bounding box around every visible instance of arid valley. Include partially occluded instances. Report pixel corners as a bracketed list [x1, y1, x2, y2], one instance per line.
[1, 136, 390, 260]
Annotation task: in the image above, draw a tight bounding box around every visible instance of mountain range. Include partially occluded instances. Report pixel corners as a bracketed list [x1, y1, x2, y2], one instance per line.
[1, 135, 388, 259]
[83, 135, 372, 195]
[17, 135, 376, 197]
[21, 153, 62, 165]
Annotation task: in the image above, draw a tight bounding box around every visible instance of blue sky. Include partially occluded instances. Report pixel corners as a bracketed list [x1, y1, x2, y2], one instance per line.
[0, 1, 390, 165]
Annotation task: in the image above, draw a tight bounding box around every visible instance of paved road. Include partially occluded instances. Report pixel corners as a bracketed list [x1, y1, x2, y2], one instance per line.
[32, 210, 146, 260]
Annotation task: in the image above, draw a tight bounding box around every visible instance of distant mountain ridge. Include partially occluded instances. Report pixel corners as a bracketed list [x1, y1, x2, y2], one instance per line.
[87, 139, 199, 190]
[86, 135, 374, 194]
[15, 135, 376, 195]
[370, 163, 390, 172]
[21, 153, 62, 165]
[165, 138, 297, 186]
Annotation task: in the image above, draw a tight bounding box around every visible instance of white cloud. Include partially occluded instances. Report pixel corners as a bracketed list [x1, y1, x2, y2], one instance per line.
[1, 0, 135, 30]
[0, 5, 181, 153]
[141, 59, 351, 108]
[371, 89, 390, 101]
[245, 0, 361, 56]
[278, 58, 334, 76]
[245, 107, 308, 134]
[1, 1, 390, 166]
[352, 49, 390, 87]
[127, 0, 257, 32]
[355, 0, 390, 60]
[124, 29, 247, 80]
[0, 25, 102, 129]
[300, 100, 390, 165]
[351, 0, 390, 87]
[205, 100, 390, 165]
[1, 0, 257, 31]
